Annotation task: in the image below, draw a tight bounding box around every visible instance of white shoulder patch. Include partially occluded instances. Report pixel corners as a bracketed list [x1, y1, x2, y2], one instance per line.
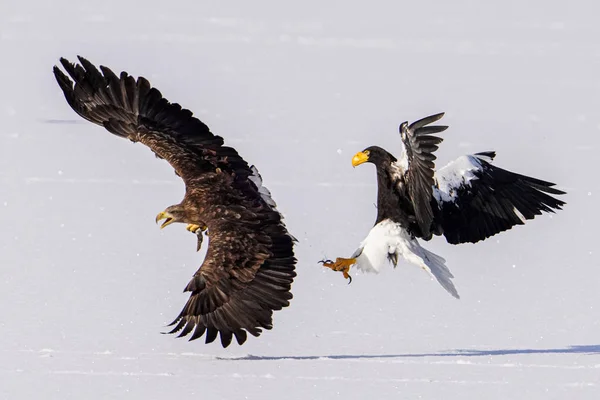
[393, 145, 410, 174]
[433, 155, 483, 204]
[474, 152, 494, 163]
[390, 159, 407, 181]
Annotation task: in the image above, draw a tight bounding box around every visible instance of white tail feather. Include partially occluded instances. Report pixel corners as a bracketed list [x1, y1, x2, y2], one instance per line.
[420, 248, 460, 299]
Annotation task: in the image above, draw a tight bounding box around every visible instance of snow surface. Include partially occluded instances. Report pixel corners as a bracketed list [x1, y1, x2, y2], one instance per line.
[1, 1, 599, 399]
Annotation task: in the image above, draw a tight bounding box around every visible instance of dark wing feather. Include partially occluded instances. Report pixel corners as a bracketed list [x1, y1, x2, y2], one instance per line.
[54, 56, 296, 347]
[396, 112, 447, 237]
[167, 179, 297, 346]
[433, 153, 565, 244]
[53, 56, 244, 183]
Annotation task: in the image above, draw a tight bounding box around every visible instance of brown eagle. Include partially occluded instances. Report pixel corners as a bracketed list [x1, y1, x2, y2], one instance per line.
[53, 56, 297, 347]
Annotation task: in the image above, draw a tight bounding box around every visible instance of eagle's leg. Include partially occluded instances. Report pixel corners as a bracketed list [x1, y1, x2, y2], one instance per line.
[186, 224, 208, 234]
[186, 224, 209, 252]
[319, 258, 356, 284]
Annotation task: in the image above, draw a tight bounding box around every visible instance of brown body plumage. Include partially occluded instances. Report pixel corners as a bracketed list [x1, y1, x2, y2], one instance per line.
[53, 56, 297, 347]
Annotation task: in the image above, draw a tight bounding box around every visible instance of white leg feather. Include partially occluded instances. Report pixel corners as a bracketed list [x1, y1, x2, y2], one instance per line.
[353, 219, 460, 298]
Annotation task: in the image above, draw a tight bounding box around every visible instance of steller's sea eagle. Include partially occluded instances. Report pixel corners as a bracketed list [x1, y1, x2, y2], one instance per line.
[53, 56, 297, 347]
[321, 112, 565, 298]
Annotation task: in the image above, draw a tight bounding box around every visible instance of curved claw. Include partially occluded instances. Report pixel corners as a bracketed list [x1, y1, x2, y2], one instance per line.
[320, 257, 356, 284]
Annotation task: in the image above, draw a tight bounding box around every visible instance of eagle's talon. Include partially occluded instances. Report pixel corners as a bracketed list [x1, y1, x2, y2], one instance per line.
[318, 259, 334, 266]
[345, 272, 353, 284]
[321, 257, 356, 283]
[187, 224, 208, 251]
[186, 224, 207, 234]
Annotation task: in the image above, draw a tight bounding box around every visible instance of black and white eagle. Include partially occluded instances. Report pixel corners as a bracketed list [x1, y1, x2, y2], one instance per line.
[53, 56, 297, 347]
[321, 112, 565, 298]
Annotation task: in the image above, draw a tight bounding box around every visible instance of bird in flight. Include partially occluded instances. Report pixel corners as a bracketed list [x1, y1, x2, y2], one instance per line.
[321, 112, 565, 298]
[53, 56, 297, 347]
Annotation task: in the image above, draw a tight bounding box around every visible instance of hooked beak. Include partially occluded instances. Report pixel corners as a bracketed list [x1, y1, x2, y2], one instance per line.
[351, 151, 369, 167]
[155, 211, 174, 229]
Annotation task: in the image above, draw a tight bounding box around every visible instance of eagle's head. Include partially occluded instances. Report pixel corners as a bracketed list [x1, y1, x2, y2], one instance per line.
[155, 204, 188, 229]
[351, 146, 396, 168]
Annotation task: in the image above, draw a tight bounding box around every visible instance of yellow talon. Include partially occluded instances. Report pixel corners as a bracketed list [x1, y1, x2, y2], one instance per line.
[319, 257, 356, 284]
[186, 224, 207, 234]
[186, 224, 209, 252]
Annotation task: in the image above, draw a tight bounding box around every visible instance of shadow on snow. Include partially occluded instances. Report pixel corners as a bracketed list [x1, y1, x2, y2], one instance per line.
[224, 344, 600, 361]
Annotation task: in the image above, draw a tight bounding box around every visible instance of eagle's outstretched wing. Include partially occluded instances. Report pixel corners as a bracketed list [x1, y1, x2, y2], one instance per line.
[433, 152, 566, 244]
[393, 112, 447, 238]
[54, 56, 296, 347]
[167, 198, 296, 347]
[54, 56, 236, 182]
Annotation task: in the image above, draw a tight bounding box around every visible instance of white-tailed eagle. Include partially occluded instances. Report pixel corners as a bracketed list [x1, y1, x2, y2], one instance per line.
[53, 56, 297, 347]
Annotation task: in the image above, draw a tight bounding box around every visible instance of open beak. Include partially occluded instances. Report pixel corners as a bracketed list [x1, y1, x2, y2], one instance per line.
[155, 211, 174, 229]
[351, 151, 369, 167]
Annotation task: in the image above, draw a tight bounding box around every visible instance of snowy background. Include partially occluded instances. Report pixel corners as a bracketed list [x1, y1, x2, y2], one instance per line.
[1, 0, 599, 398]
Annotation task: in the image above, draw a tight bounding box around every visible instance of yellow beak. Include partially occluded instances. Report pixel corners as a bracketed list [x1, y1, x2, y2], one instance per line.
[351, 151, 369, 167]
[155, 211, 174, 229]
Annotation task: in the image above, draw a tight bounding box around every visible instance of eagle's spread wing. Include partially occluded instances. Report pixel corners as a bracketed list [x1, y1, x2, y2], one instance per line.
[53, 57, 238, 183]
[168, 193, 295, 347]
[54, 56, 296, 347]
[433, 152, 566, 244]
[395, 112, 447, 237]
